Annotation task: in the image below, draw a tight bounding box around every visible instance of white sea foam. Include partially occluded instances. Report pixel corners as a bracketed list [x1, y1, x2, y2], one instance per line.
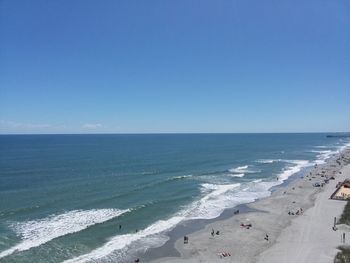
[277, 160, 310, 181]
[327, 142, 350, 162]
[63, 215, 183, 263]
[229, 173, 245, 178]
[256, 159, 276, 164]
[184, 183, 242, 219]
[228, 165, 248, 173]
[311, 141, 350, 164]
[234, 181, 276, 202]
[234, 165, 248, 170]
[252, 179, 262, 183]
[199, 183, 241, 198]
[309, 148, 338, 164]
[200, 183, 220, 192]
[63, 183, 242, 263]
[339, 142, 350, 152]
[229, 165, 260, 174]
[256, 159, 303, 165]
[0, 209, 129, 259]
[186, 180, 274, 222]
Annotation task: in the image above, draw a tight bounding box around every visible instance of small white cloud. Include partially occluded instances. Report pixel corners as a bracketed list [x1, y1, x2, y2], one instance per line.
[82, 123, 103, 129]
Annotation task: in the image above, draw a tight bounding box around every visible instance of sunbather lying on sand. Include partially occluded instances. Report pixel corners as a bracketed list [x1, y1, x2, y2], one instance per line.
[240, 223, 252, 229]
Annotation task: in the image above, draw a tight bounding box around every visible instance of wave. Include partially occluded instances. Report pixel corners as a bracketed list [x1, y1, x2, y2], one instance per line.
[339, 142, 350, 152]
[309, 150, 332, 154]
[228, 165, 260, 174]
[63, 183, 242, 263]
[277, 160, 310, 181]
[200, 183, 240, 195]
[256, 159, 276, 164]
[63, 215, 182, 263]
[309, 148, 338, 165]
[236, 181, 276, 201]
[256, 159, 303, 165]
[188, 183, 241, 219]
[0, 209, 129, 259]
[228, 165, 246, 173]
[168, 174, 192, 181]
[311, 141, 350, 165]
[229, 173, 245, 178]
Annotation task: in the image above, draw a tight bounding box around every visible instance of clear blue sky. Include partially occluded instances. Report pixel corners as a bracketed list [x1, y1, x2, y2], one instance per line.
[1, 0, 349, 134]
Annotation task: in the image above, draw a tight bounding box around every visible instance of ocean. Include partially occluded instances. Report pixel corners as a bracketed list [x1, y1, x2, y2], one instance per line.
[0, 133, 349, 263]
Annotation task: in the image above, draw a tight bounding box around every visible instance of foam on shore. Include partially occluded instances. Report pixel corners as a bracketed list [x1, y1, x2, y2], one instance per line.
[277, 160, 311, 181]
[0, 209, 129, 259]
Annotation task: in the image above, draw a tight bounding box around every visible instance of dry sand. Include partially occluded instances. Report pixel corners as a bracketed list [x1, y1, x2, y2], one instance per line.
[150, 148, 350, 263]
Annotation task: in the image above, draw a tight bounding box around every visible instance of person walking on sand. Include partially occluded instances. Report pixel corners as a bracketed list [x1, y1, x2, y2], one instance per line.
[184, 236, 189, 244]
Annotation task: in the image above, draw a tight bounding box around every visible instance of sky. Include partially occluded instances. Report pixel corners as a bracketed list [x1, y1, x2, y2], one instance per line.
[0, 0, 349, 134]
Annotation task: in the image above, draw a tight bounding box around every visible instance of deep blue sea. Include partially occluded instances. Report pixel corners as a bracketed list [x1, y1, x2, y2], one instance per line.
[0, 134, 349, 262]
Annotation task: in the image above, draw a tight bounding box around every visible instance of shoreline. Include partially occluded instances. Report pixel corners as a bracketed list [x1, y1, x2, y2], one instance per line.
[145, 147, 350, 263]
[138, 165, 307, 262]
[140, 203, 257, 262]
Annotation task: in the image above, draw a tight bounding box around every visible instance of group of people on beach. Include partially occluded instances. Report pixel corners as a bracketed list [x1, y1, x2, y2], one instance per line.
[240, 223, 252, 229]
[288, 208, 303, 216]
[217, 252, 231, 258]
[264, 234, 269, 241]
[211, 228, 220, 236]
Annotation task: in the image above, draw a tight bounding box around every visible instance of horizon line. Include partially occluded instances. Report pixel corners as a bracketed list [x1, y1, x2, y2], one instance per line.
[0, 131, 349, 136]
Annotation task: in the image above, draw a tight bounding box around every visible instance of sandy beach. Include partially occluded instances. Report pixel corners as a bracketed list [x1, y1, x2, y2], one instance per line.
[150, 148, 350, 263]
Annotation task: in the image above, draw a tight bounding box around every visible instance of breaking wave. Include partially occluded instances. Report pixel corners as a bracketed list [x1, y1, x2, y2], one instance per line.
[229, 173, 245, 178]
[0, 209, 129, 259]
[228, 165, 260, 174]
[277, 160, 311, 181]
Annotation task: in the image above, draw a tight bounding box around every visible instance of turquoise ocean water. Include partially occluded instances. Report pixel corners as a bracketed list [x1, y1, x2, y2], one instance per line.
[0, 133, 349, 262]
